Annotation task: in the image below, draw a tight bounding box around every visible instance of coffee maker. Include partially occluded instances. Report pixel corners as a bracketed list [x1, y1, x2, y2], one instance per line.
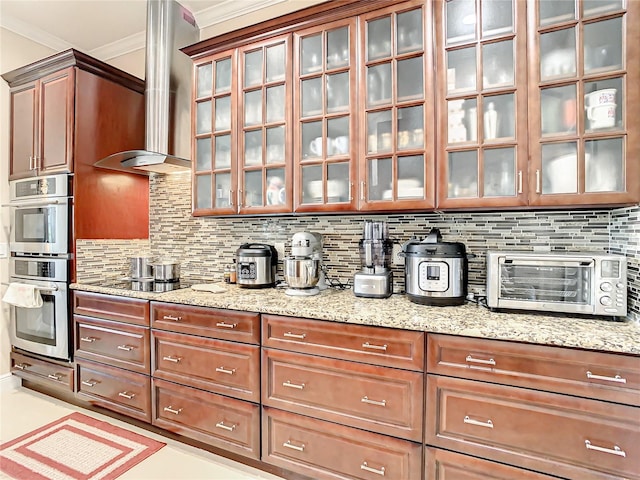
[283, 232, 327, 296]
[353, 221, 393, 298]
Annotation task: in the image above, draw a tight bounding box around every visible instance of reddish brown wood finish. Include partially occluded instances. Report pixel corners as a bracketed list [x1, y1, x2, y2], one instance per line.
[10, 351, 74, 392]
[8, 82, 37, 178]
[73, 291, 150, 326]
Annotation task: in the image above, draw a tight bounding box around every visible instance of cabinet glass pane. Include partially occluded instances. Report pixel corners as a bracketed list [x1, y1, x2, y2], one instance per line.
[539, 1, 575, 26]
[398, 106, 423, 149]
[583, 0, 623, 17]
[540, 29, 576, 80]
[266, 44, 286, 82]
[302, 34, 322, 74]
[584, 18, 623, 73]
[197, 63, 212, 98]
[397, 57, 423, 101]
[584, 77, 622, 131]
[448, 99, 476, 143]
[484, 93, 515, 140]
[244, 130, 262, 166]
[327, 116, 349, 156]
[484, 147, 515, 197]
[245, 50, 263, 87]
[482, 0, 513, 37]
[196, 100, 211, 135]
[244, 90, 262, 126]
[367, 63, 392, 106]
[367, 16, 391, 61]
[302, 121, 322, 159]
[446, 0, 476, 44]
[367, 110, 393, 153]
[266, 126, 285, 164]
[266, 85, 285, 123]
[541, 85, 576, 136]
[483, 40, 514, 88]
[327, 163, 349, 203]
[244, 170, 263, 207]
[302, 77, 323, 117]
[196, 174, 212, 209]
[447, 47, 476, 92]
[327, 72, 349, 113]
[398, 155, 425, 198]
[585, 137, 623, 192]
[397, 9, 423, 53]
[541, 142, 577, 194]
[327, 27, 349, 69]
[368, 157, 392, 201]
[448, 150, 478, 197]
[215, 58, 231, 94]
[215, 135, 231, 169]
[215, 96, 231, 131]
[214, 173, 231, 208]
[196, 138, 212, 172]
[302, 164, 323, 203]
[267, 168, 286, 205]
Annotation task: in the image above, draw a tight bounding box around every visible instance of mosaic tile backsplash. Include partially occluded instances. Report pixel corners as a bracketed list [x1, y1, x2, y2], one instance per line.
[76, 172, 639, 322]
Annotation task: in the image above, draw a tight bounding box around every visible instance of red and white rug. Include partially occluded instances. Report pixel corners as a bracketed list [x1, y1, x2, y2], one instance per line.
[0, 412, 165, 480]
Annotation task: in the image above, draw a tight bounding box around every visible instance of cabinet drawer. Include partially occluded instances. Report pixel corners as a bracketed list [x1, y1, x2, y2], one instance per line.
[263, 348, 423, 441]
[73, 291, 149, 326]
[10, 351, 74, 392]
[152, 330, 260, 402]
[426, 374, 640, 480]
[263, 407, 422, 480]
[153, 378, 260, 460]
[74, 315, 150, 374]
[262, 314, 425, 371]
[425, 447, 556, 480]
[76, 360, 151, 423]
[427, 334, 640, 406]
[151, 302, 260, 344]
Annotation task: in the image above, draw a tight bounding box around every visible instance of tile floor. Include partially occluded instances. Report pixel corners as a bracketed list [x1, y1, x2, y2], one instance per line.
[0, 382, 284, 480]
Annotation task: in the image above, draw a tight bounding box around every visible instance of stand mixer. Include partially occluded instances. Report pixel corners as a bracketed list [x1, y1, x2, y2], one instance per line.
[353, 220, 393, 298]
[283, 232, 327, 296]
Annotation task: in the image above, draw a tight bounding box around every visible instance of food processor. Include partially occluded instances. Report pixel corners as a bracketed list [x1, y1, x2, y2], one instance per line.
[283, 232, 327, 296]
[353, 220, 393, 298]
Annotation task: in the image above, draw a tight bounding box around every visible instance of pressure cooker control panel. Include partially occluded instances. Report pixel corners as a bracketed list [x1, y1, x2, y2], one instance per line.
[418, 261, 450, 292]
[238, 262, 257, 280]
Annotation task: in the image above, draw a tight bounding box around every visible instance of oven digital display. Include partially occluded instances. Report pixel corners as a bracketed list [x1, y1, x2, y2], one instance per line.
[600, 260, 620, 278]
[427, 265, 440, 280]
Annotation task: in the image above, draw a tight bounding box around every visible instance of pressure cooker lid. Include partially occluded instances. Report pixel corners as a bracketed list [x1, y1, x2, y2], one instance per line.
[402, 228, 467, 257]
[236, 243, 276, 257]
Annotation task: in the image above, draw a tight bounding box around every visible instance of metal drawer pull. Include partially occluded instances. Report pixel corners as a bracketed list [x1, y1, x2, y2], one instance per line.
[215, 421, 236, 432]
[585, 440, 626, 457]
[118, 391, 135, 399]
[283, 332, 306, 340]
[362, 342, 387, 352]
[586, 371, 627, 384]
[361, 461, 386, 476]
[47, 374, 62, 381]
[117, 345, 134, 351]
[162, 355, 181, 363]
[283, 440, 305, 452]
[465, 355, 496, 366]
[464, 415, 494, 428]
[163, 315, 182, 322]
[163, 406, 182, 415]
[282, 380, 305, 390]
[215, 366, 236, 375]
[80, 336, 97, 343]
[216, 322, 237, 329]
[81, 380, 97, 387]
[14, 363, 29, 370]
[361, 396, 386, 407]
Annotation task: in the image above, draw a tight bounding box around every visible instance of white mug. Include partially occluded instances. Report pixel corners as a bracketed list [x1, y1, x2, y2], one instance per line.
[585, 88, 616, 108]
[587, 103, 616, 129]
[333, 136, 349, 155]
[309, 137, 324, 156]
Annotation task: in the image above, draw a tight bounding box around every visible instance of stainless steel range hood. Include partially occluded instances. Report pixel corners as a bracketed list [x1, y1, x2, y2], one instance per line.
[95, 0, 198, 175]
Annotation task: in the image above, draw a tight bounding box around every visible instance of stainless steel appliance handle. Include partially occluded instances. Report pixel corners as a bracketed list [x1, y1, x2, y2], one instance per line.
[8, 199, 67, 207]
[504, 259, 593, 267]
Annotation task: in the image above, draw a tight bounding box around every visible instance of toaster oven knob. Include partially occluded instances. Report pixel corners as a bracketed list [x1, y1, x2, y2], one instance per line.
[600, 282, 613, 292]
[599, 296, 613, 306]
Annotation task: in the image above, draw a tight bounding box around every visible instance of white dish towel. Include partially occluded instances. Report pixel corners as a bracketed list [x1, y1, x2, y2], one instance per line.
[2, 283, 44, 308]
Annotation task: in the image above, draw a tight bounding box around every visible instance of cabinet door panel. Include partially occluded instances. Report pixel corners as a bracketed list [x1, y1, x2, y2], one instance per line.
[9, 83, 37, 179]
[10, 351, 74, 392]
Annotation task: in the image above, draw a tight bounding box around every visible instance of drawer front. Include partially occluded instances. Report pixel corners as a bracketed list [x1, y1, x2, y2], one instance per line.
[74, 291, 149, 326]
[427, 333, 640, 406]
[151, 302, 260, 344]
[76, 360, 151, 423]
[263, 407, 422, 480]
[425, 447, 555, 480]
[263, 348, 423, 441]
[74, 315, 150, 374]
[11, 351, 74, 392]
[153, 378, 260, 460]
[263, 314, 424, 371]
[426, 375, 640, 480]
[152, 330, 260, 402]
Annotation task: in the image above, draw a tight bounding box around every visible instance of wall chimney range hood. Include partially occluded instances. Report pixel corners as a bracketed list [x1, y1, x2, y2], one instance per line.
[95, 0, 198, 175]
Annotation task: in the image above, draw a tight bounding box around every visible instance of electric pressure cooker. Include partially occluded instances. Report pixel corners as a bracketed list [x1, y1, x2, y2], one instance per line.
[402, 228, 468, 306]
[236, 243, 278, 288]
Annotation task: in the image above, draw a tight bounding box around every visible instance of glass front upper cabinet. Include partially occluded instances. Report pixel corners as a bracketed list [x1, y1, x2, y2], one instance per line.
[436, 0, 528, 208]
[359, 1, 435, 210]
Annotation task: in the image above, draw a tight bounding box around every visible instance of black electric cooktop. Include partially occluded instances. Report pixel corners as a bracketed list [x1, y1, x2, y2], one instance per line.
[95, 278, 209, 293]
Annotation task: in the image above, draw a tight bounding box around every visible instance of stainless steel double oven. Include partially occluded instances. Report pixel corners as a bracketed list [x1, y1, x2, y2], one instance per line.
[7, 174, 72, 360]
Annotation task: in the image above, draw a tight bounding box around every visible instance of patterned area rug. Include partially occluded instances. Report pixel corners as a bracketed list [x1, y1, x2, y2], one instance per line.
[0, 412, 165, 480]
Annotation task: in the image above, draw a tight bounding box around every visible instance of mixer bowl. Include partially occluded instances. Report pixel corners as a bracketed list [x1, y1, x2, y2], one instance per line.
[284, 257, 320, 288]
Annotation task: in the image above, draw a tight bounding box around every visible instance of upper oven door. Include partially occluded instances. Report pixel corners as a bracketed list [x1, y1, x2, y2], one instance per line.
[10, 198, 71, 255]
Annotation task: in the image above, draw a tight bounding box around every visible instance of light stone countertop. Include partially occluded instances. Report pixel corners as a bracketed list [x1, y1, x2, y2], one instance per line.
[70, 282, 640, 356]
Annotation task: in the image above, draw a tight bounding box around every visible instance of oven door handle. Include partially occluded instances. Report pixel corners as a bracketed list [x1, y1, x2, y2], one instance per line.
[6, 198, 71, 208]
[35, 285, 58, 292]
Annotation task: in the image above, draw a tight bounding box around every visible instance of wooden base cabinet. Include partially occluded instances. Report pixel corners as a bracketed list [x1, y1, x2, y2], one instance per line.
[10, 350, 74, 392]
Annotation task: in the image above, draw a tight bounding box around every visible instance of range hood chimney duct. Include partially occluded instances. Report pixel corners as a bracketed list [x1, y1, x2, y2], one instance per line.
[95, 0, 198, 175]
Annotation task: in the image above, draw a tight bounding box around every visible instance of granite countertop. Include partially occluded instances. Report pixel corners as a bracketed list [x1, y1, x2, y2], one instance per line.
[70, 281, 640, 356]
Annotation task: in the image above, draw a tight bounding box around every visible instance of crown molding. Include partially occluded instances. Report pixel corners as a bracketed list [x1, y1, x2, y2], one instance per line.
[0, 13, 77, 51]
[88, 31, 146, 60]
[194, 0, 286, 30]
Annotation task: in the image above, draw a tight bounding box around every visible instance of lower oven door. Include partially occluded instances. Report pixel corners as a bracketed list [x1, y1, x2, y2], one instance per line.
[9, 278, 70, 360]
